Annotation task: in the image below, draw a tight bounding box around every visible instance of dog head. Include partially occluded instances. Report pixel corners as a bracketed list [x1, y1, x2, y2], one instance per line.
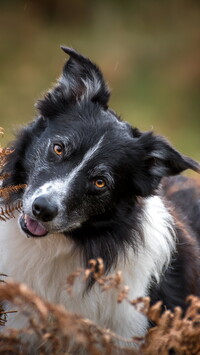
[3, 47, 200, 243]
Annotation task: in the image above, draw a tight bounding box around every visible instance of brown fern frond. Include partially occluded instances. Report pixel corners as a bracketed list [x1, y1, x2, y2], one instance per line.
[1, 264, 200, 354]
[143, 296, 200, 355]
[0, 173, 11, 181]
[0, 157, 5, 170]
[0, 185, 27, 200]
[0, 147, 14, 170]
[0, 282, 140, 354]
[0, 310, 17, 327]
[0, 201, 23, 221]
[67, 258, 127, 299]
[0, 147, 14, 157]
[0, 129, 14, 170]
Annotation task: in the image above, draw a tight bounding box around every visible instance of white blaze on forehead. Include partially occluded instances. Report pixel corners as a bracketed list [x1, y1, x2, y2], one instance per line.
[66, 134, 104, 185]
[29, 135, 105, 203]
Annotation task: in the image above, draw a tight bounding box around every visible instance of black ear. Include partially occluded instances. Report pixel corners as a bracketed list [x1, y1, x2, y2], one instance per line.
[132, 132, 200, 197]
[36, 47, 110, 118]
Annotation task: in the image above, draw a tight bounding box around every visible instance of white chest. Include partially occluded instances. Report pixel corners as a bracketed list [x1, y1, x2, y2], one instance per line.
[0, 196, 175, 339]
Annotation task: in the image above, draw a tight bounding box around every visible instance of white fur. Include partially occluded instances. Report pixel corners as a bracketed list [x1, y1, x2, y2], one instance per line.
[0, 196, 176, 343]
[58, 71, 103, 101]
[81, 77, 102, 100]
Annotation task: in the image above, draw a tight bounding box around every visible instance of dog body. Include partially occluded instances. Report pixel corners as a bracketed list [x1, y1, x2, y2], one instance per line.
[1, 47, 200, 343]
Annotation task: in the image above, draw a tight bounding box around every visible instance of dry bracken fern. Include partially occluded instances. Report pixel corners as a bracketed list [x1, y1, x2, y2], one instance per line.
[0, 173, 10, 181]
[0, 281, 141, 355]
[0, 147, 14, 170]
[0, 128, 26, 215]
[0, 201, 23, 221]
[0, 270, 200, 354]
[143, 296, 200, 355]
[0, 184, 27, 200]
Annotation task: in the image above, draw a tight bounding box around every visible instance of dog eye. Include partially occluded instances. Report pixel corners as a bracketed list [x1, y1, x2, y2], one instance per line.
[53, 144, 63, 156]
[93, 179, 106, 188]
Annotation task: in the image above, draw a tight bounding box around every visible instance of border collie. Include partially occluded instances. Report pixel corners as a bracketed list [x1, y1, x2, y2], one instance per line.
[1, 47, 200, 344]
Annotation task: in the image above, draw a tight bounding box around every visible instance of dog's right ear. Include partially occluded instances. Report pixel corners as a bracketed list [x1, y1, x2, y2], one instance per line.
[36, 47, 110, 118]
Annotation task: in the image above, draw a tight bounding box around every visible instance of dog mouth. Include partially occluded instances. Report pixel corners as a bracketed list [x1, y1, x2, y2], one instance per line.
[19, 214, 48, 238]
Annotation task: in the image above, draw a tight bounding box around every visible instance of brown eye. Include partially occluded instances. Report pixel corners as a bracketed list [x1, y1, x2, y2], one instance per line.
[53, 144, 63, 156]
[93, 179, 106, 188]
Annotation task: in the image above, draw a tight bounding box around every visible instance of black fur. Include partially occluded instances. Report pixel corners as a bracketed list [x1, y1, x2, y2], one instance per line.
[2, 47, 200, 311]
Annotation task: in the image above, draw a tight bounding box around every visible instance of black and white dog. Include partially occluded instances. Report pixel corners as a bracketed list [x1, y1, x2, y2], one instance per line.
[1, 47, 200, 341]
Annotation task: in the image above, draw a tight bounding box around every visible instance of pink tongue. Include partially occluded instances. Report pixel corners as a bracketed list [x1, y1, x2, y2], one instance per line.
[26, 216, 47, 236]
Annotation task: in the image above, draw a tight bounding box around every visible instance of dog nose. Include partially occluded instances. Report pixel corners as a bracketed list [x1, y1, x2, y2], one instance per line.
[32, 196, 58, 222]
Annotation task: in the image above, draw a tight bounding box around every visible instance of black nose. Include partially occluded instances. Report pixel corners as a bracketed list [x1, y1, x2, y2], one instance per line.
[32, 196, 58, 222]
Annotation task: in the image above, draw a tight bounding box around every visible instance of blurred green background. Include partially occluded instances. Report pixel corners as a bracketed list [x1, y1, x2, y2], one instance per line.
[0, 0, 199, 161]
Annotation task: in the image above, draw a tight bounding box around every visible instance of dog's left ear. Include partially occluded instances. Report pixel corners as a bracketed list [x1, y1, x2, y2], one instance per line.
[36, 47, 110, 118]
[132, 132, 200, 197]
[60, 47, 110, 107]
